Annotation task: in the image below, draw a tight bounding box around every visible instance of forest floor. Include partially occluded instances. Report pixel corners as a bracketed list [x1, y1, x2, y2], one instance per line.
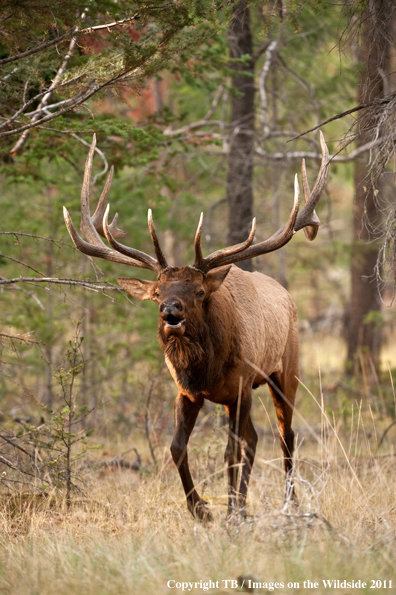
[0, 335, 396, 594]
[0, 408, 395, 593]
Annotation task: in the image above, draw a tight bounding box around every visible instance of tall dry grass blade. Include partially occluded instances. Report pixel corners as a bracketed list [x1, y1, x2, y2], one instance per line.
[245, 360, 322, 447]
[358, 350, 370, 395]
[258, 396, 276, 442]
[368, 404, 378, 454]
[317, 352, 327, 468]
[355, 399, 363, 458]
[348, 403, 354, 460]
[368, 355, 385, 417]
[387, 361, 396, 417]
[297, 378, 369, 505]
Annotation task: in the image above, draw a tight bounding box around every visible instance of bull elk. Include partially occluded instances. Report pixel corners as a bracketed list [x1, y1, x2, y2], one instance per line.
[63, 133, 329, 520]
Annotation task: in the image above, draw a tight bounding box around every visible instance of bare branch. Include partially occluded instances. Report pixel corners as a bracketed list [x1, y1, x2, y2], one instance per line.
[259, 40, 278, 134]
[10, 17, 83, 155]
[0, 73, 88, 133]
[256, 135, 394, 162]
[0, 277, 121, 293]
[164, 84, 225, 136]
[0, 434, 36, 459]
[0, 275, 45, 309]
[0, 333, 39, 345]
[1, 74, 125, 140]
[287, 90, 396, 142]
[0, 231, 73, 248]
[0, 252, 45, 276]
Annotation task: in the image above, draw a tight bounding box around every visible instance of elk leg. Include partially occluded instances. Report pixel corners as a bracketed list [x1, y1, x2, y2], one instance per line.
[224, 392, 252, 517]
[268, 371, 298, 502]
[170, 393, 210, 521]
[238, 416, 258, 513]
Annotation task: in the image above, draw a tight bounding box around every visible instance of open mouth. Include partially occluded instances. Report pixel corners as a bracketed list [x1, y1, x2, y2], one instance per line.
[164, 314, 185, 328]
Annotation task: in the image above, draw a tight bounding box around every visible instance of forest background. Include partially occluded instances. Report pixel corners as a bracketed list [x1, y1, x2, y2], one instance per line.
[0, 1, 396, 593]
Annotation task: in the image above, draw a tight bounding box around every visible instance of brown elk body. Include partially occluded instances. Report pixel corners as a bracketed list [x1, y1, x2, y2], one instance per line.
[63, 134, 330, 520]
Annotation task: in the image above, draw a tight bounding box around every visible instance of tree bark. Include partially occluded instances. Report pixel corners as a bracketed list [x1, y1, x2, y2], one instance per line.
[346, 0, 391, 379]
[226, 0, 255, 272]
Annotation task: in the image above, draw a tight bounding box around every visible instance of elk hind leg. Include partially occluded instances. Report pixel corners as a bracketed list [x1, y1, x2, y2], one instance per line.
[237, 415, 258, 513]
[224, 391, 252, 518]
[268, 371, 298, 503]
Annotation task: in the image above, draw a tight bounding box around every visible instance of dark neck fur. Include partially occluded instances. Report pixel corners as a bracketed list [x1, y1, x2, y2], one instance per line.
[158, 321, 216, 394]
[158, 310, 240, 396]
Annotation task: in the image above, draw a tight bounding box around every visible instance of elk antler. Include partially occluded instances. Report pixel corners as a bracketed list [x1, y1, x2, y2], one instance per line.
[295, 131, 329, 239]
[63, 135, 168, 275]
[193, 131, 329, 274]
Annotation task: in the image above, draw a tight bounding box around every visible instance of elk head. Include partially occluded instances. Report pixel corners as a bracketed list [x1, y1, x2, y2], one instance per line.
[117, 266, 232, 341]
[63, 133, 330, 324]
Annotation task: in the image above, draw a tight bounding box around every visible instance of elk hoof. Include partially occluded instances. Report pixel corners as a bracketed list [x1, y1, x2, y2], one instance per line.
[189, 500, 213, 523]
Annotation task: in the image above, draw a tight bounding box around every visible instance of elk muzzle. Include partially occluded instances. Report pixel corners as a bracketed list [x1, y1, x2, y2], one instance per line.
[160, 300, 186, 336]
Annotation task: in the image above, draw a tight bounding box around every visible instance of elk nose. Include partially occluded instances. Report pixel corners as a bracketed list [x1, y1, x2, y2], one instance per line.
[160, 300, 183, 315]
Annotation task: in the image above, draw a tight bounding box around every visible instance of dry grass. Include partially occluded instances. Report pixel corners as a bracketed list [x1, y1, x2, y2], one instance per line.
[1, 335, 396, 594]
[0, 380, 396, 595]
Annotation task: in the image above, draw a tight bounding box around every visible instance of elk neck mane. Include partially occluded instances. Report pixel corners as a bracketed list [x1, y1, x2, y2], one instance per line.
[161, 329, 206, 370]
[158, 290, 240, 395]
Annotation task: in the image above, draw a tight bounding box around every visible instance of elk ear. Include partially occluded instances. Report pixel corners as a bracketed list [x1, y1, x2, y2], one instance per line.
[117, 277, 157, 301]
[204, 266, 231, 295]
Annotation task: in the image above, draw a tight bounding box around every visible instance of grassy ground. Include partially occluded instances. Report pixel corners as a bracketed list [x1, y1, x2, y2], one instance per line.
[0, 335, 396, 594]
[1, 416, 395, 592]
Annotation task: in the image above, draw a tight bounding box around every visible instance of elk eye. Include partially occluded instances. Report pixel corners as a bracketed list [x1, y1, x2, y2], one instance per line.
[197, 290, 205, 298]
[154, 290, 160, 298]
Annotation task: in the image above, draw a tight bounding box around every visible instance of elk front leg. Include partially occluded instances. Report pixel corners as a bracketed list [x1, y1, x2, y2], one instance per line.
[224, 390, 252, 518]
[170, 393, 211, 521]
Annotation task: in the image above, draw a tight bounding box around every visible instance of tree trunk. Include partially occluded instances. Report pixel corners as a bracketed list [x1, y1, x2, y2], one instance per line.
[226, 0, 255, 272]
[346, 0, 391, 380]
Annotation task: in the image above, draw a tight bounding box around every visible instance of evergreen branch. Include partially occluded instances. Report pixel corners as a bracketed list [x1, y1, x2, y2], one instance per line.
[0, 13, 141, 66]
[0, 3, 176, 66]
[0, 28, 77, 66]
[10, 21, 82, 154]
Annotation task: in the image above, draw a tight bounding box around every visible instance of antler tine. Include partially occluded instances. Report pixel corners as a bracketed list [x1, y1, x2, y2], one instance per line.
[294, 130, 329, 235]
[80, 136, 126, 244]
[204, 175, 300, 271]
[189, 133, 328, 273]
[203, 218, 257, 271]
[193, 212, 204, 269]
[63, 207, 147, 267]
[64, 135, 166, 272]
[103, 204, 161, 273]
[300, 159, 320, 241]
[91, 166, 127, 239]
[148, 209, 169, 271]
[79, 135, 103, 246]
